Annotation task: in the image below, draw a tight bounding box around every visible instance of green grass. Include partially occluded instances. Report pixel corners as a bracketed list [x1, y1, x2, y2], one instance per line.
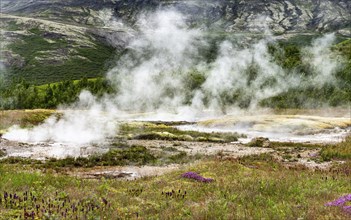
[0, 155, 350, 219]
[0, 110, 55, 131]
[1, 144, 205, 168]
[5, 21, 21, 31]
[1, 111, 351, 219]
[0, 150, 6, 157]
[335, 38, 351, 59]
[321, 136, 351, 160]
[7, 29, 115, 85]
[35, 77, 101, 96]
[278, 34, 322, 46]
[46, 145, 157, 168]
[119, 122, 244, 143]
[9, 33, 67, 62]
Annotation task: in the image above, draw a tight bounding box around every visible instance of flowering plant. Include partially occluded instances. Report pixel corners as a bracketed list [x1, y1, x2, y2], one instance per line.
[181, 172, 214, 183]
[325, 194, 351, 214]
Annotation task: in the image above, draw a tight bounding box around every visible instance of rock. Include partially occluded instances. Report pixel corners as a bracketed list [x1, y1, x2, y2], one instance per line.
[88, 171, 134, 179]
[248, 137, 270, 148]
[42, 32, 67, 39]
[2, 51, 25, 68]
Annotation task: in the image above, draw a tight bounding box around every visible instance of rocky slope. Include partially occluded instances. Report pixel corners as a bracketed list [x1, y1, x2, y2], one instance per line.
[0, 0, 131, 84]
[3, 0, 351, 35]
[116, 0, 351, 34]
[1, 0, 351, 84]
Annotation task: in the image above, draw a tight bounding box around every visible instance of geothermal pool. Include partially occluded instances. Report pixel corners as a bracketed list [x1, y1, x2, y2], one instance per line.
[178, 114, 351, 144]
[1, 112, 350, 160]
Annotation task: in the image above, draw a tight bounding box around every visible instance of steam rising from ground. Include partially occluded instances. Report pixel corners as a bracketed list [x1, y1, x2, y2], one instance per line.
[4, 91, 118, 144]
[303, 33, 340, 86]
[108, 10, 203, 112]
[3, 9, 345, 144]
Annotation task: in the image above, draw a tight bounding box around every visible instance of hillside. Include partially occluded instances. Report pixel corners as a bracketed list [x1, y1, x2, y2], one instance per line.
[0, 12, 131, 84]
[3, 0, 351, 35]
[114, 0, 351, 34]
[1, 0, 351, 84]
[0, 0, 350, 109]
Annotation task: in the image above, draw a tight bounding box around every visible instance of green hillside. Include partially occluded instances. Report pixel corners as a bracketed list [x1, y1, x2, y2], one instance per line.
[3, 23, 116, 85]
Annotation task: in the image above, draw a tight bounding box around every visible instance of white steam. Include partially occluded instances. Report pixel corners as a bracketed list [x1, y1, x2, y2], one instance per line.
[3, 9, 343, 145]
[107, 11, 340, 113]
[303, 33, 340, 86]
[4, 91, 118, 144]
[200, 39, 294, 110]
[108, 10, 203, 112]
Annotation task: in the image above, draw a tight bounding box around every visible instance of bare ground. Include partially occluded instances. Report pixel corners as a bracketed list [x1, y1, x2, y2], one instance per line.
[68, 164, 181, 180]
[127, 139, 273, 156]
[0, 137, 336, 179]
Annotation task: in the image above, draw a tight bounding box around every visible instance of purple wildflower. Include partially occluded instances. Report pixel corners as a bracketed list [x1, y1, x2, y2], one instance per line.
[325, 194, 351, 207]
[181, 172, 214, 183]
[325, 194, 351, 215]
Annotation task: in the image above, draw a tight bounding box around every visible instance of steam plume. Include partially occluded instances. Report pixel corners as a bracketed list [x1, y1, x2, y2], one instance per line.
[3, 10, 344, 144]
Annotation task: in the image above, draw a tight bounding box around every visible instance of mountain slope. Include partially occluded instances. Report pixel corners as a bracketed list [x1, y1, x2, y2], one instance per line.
[113, 0, 351, 35]
[1, 0, 351, 85]
[2, 0, 351, 35]
[0, 0, 350, 109]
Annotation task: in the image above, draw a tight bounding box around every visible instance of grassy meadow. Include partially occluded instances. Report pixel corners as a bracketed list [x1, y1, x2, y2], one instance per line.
[0, 155, 351, 219]
[1, 5, 351, 220]
[0, 110, 351, 219]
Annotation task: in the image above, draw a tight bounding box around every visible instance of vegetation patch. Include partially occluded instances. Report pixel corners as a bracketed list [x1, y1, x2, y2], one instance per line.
[0, 110, 55, 130]
[321, 135, 351, 160]
[260, 38, 351, 109]
[0, 149, 6, 157]
[119, 122, 244, 143]
[0, 190, 113, 219]
[6, 27, 115, 85]
[5, 20, 21, 31]
[247, 137, 270, 148]
[269, 141, 324, 149]
[0, 155, 350, 219]
[0, 78, 114, 109]
[42, 145, 156, 168]
[0, 144, 204, 169]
